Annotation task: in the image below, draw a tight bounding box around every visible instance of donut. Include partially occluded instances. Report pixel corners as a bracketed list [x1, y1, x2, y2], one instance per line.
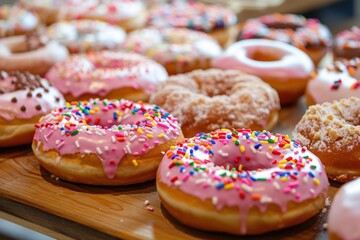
[333, 26, 360, 60]
[32, 98, 183, 185]
[0, 71, 65, 147]
[212, 39, 314, 105]
[157, 128, 329, 235]
[0, 34, 69, 76]
[47, 20, 126, 53]
[149, 69, 280, 137]
[121, 27, 222, 75]
[293, 97, 360, 183]
[0, 5, 39, 37]
[237, 13, 332, 65]
[328, 178, 360, 240]
[45, 51, 168, 102]
[64, 0, 147, 32]
[147, 1, 237, 47]
[306, 57, 360, 105]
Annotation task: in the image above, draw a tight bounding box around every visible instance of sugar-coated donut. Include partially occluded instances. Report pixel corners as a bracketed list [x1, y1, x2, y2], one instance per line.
[212, 39, 314, 105]
[0, 71, 65, 147]
[333, 26, 360, 60]
[47, 20, 126, 53]
[157, 129, 329, 235]
[328, 178, 360, 240]
[306, 57, 360, 105]
[0, 35, 69, 76]
[0, 5, 39, 37]
[293, 97, 360, 183]
[32, 99, 183, 185]
[147, 1, 237, 47]
[64, 0, 147, 32]
[149, 69, 280, 137]
[237, 13, 332, 65]
[121, 27, 222, 75]
[45, 51, 168, 102]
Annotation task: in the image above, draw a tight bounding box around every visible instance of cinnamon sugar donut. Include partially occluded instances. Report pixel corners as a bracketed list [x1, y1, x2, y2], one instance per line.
[237, 13, 332, 65]
[147, 1, 237, 47]
[333, 26, 360, 60]
[32, 99, 183, 185]
[45, 51, 168, 102]
[149, 69, 280, 137]
[47, 20, 126, 53]
[0, 34, 69, 76]
[293, 97, 360, 183]
[306, 57, 360, 105]
[121, 27, 222, 75]
[0, 5, 39, 37]
[0, 71, 65, 147]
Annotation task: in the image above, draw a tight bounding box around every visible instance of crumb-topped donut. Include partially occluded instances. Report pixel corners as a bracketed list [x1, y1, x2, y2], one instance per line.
[45, 51, 168, 102]
[47, 20, 126, 53]
[0, 5, 39, 38]
[328, 178, 360, 240]
[306, 58, 360, 105]
[0, 34, 69, 76]
[334, 26, 360, 60]
[212, 39, 314, 105]
[238, 13, 332, 65]
[0, 71, 65, 147]
[293, 97, 360, 183]
[121, 27, 222, 75]
[147, 1, 237, 47]
[64, 0, 147, 32]
[149, 69, 280, 137]
[157, 129, 329, 235]
[32, 98, 183, 185]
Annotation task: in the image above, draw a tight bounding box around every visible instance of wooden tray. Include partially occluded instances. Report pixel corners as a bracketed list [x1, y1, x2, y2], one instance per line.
[0, 98, 340, 239]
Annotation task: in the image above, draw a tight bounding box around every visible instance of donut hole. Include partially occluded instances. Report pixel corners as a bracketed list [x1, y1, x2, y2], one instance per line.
[211, 154, 274, 172]
[264, 22, 301, 30]
[247, 48, 285, 62]
[93, 59, 140, 69]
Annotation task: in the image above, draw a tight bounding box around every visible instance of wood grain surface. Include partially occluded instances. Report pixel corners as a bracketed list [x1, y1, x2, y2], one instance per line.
[0, 97, 341, 240]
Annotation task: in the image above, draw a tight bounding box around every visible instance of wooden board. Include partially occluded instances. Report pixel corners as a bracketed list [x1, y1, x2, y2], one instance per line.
[0, 97, 341, 239]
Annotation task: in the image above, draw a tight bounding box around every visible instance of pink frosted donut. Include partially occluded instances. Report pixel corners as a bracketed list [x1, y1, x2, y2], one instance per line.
[0, 71, 65, 147]
[334, 26, 360, 60]
[121, 27, 222, 75]
[213, 39, 314, 105]
[45, 51, 168, 102]
[157, 129, 329, 235]
[306, 57, 360, 105]
[328, 178, 360, 240]
[32, 98, 183, 185]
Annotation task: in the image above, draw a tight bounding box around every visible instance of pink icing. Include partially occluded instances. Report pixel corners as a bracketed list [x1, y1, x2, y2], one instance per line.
[307, 58, 360, 104]
[335, 26, 360, 49]
[328, 178, 360, 240]
[33, 99, 181, 179]
[212, 39, 314, 81]
[158, 129, 329, 233]
[0, 71, 65, 121]
[45, 51, 168, 97]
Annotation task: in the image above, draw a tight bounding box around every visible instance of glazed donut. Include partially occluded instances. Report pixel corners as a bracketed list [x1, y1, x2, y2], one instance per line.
[64, 0, 147, 32]
[333, 26, 360, 60]
[306, 57, 360, 105]
[212, 39, 314, 105]
[0, 5, 39, 38]
[0, 71, 65, 147]
[0, 34, 69, 76]
[293, 97, 360, 183]
[237, 13, 331, 65]
[328, 178, 360, 240]
[121, 27, 222, 75]
[157, 128, 329, 235]
[45, 51, 168, 102]
[149, 69, 280, 137]
[47, 20, 126, 53]
[32, 98, 183, 185]
[147, 1, 237, 47]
